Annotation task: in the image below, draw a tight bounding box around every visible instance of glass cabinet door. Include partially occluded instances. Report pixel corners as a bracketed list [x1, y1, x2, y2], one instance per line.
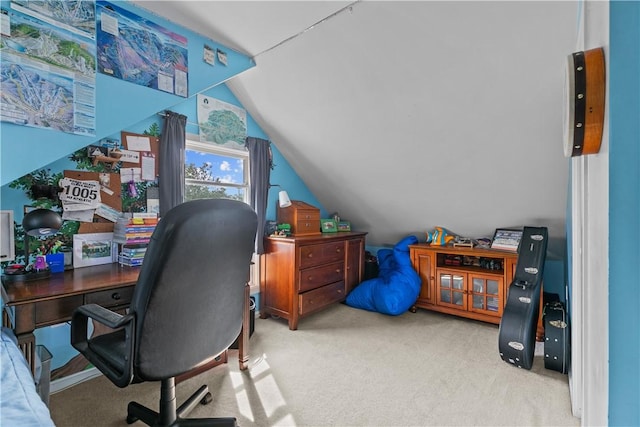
[468, 274, 503, 317]
[437, 270, 466, 309]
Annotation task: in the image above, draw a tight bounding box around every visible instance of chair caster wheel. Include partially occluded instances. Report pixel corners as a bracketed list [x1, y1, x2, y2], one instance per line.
[126, 415, 138, 424]
[201, 392, 213, 405]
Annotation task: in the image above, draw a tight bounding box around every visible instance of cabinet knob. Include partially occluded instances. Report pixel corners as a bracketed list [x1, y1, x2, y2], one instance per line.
[336, 269, 341, 274]
[307, 253, 313, 258]
[112, 292, 121, 300]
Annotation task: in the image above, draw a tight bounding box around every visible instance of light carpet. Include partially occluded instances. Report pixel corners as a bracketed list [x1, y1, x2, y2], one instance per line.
[49, 303, 578, 426]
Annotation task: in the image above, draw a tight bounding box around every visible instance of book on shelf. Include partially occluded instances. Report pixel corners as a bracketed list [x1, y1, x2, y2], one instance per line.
[121, 247, 147, 255]
[118, 254, 144, 266]
[118, 238, 151, 244]
[113, 217, 157, 244]
[124, 232, 153, 239]
[119, 251, 146, 259]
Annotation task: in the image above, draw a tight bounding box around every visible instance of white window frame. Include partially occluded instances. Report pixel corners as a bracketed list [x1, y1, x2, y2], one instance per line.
[184, 135, 259, 292]
[185, 134, 250, 204]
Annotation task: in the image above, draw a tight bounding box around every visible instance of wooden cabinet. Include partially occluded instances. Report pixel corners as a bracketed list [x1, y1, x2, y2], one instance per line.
[410, 243, 544, 338]
[410, 244, 518, 324]
[260, 232, 366, 330]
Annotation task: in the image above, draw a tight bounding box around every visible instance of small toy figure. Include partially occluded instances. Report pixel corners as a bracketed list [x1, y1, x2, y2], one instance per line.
[426, 226, 455, 246]
[34, 255, 48, 271]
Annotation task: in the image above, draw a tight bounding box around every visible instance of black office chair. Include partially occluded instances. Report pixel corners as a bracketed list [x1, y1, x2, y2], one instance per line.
[71, 199, 257, 426]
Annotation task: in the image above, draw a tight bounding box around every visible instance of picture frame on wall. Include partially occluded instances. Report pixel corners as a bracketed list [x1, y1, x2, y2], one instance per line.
[73, 232, 118, 268]
[490, 228, 523, 252]
[320, 219, 338, 233]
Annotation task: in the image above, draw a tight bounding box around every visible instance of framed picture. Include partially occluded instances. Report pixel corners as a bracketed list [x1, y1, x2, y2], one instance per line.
[320, 219, 338, 233]
[491, 228, 523, 252]
[73, 232, 118, 268]
[337, 221, 351, 232]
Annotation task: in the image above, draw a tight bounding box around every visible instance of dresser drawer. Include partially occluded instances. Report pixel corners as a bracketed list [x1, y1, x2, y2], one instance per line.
[299, 281, 345, 316]
[86, 286, 135, 308]
[299, 242, 345, 268]
[294, 218, 320, 235]
[298, 262, 344, 292]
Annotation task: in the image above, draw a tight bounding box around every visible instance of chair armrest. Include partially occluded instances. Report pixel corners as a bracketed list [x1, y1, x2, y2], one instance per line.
[71, 304, 135, 348]
[71, 304, 136, 388]
[75, 303, 134, 329]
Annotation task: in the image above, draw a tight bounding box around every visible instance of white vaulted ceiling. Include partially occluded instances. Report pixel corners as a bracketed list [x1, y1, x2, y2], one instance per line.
[132, 1, 578, 251]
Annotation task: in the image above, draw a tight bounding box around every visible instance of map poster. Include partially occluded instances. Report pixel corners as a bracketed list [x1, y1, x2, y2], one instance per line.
[11, 0, 96, 40]
[96, 1, 188, 97]
[0, 2, 97, 135]
[197, 94, 247, 150]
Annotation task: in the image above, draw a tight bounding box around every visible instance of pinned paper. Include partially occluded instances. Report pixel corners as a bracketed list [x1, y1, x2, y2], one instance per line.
[141, 153, 156, 181]
[125, 135, 151, 151]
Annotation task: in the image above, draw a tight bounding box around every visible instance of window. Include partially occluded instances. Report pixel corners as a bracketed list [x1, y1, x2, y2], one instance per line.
[184, 137, 249, 204]
[184, 136, 259, 290]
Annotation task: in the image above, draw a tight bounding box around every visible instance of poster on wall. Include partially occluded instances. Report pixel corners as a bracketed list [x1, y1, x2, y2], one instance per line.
[0, 1, 97, 135]
[96, 1, 188, 97]
[197, 94, 247, 150]
[10, 0, 96, 39]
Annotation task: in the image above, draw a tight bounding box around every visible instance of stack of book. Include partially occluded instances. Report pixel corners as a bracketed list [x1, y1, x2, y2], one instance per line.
[118, 245, 147, 267]
[114, 218, 157, 267]
[113, 218, 157, 245]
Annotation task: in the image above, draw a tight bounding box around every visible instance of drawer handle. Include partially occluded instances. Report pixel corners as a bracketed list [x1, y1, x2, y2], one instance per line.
[111, 292, 121, 301]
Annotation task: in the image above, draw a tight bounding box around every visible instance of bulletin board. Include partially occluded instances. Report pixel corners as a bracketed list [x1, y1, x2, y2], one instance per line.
[121, 131, 160, 179]
[63, 170, 121, 233]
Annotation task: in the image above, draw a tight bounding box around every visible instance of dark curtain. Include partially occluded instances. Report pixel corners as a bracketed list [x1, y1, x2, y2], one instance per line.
[245, 137, 273, 254]
[159, 111, 187, 217]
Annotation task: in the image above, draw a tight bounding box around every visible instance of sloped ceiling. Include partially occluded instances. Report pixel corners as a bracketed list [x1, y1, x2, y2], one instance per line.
[133, 1, 578, 252]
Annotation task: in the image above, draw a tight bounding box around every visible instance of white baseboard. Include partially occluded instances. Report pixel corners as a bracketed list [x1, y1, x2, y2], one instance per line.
[50, 367, 102, 394]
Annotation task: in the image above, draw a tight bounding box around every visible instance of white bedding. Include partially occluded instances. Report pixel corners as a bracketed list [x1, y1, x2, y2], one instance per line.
[0, 328, 55, 427]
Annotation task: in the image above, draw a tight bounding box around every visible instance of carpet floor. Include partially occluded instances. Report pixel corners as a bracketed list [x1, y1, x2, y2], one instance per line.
[49, 303, 578, 426]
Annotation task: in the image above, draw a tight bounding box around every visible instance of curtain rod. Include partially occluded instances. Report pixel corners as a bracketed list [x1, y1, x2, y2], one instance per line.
[157, 112, 199, 128]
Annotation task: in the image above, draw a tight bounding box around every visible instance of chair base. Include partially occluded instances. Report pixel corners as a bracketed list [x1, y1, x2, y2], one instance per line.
[126, 378, 237, 427]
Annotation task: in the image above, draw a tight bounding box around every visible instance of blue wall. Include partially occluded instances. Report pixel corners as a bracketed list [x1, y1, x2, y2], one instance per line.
[0, 0, 325, 221]
[609, 1, 640, 425]
[0, 0, 323, 373]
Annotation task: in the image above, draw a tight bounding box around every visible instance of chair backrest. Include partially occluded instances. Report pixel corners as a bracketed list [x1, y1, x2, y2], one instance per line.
[129, 199, 257, 380]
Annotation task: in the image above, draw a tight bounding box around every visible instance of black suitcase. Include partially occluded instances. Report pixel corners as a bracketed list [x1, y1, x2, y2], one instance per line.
[498, 227, 548, 369]
[544, 300, 570, 374]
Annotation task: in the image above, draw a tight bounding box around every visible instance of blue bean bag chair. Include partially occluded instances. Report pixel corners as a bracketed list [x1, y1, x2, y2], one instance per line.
[346, 235, 421, 316]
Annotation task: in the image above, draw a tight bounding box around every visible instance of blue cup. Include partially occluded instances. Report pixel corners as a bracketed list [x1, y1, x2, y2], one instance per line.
[46, 253, 65, 273]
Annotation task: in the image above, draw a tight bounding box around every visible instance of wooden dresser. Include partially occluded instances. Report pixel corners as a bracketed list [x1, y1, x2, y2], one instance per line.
[260, 232, 367, 330]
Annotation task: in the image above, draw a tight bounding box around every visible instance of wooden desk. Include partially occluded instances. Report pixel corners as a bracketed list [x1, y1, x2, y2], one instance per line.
[1, 263, 250, 375]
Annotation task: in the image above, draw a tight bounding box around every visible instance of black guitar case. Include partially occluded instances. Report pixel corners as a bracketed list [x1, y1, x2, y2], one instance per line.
[498, 226, 548, 369]
[544, 299, 570, 374]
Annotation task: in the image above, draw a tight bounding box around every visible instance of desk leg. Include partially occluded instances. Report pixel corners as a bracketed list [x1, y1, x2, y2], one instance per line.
[3, 305, 37, 375]
[17, 333, 37, 375]
[238, 284, 250, 371]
